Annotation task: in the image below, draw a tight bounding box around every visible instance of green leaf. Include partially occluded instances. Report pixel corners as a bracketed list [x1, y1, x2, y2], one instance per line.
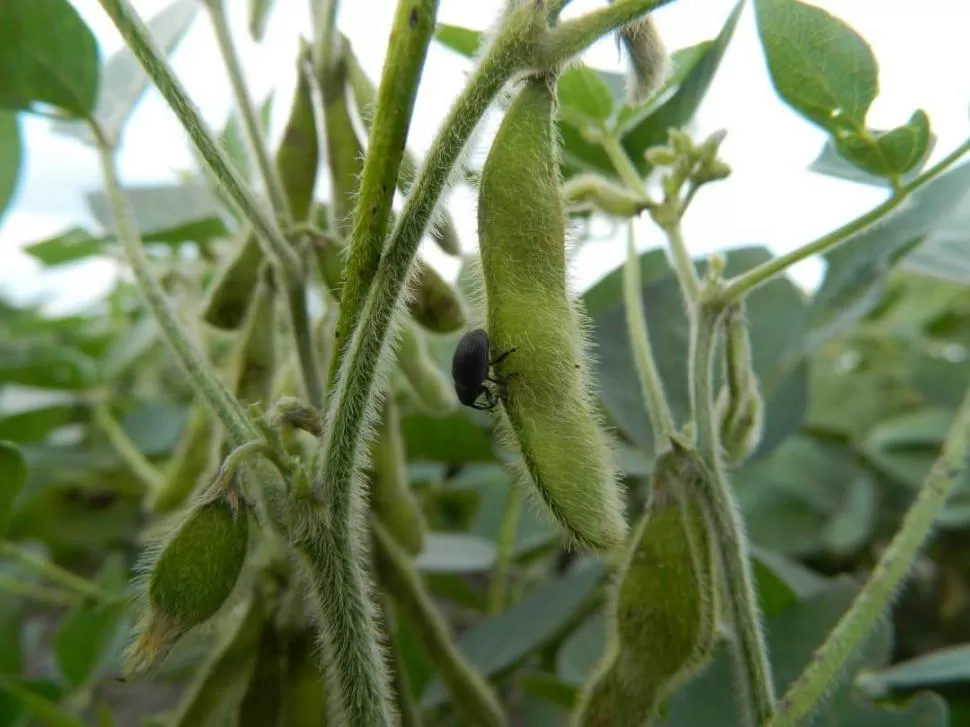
[0, 342, 97, 390]
[812, 115, 936, 185]
[54, 554, 128, 687]
[557, 64, 614, 131]
[51, 0, 199, 146]
[864, 407, 954, 450]
[735, 436, 874, 556]
[819, 474, 878, 555]
[660, 578, 949, 726]
[118, 401, 188, 456]
[420, 561, 606, 708]
[753, 0, 877, 133]
[415, 533, 497, 573]
[619, 3, 742, 175]
[0, 0, 100, 118]
[401, 411, 497, 464]
[432, 24, 483, 58]
[555, 609, 605, 686]
[800, 161, 970, 353]
[23, 227, 110, 267]
[857, 644, 970, 698]
[591, 246, 808, 461]
[0, 442, 27, 536]
[902, 199, 970, 286]
[836, 110, 934, 180]
[0, 403, 81, 444]
[87, 183, 230, 248]
[0, 112, 22, 229]
[583, 247, 670, 319]
[467, 468, 556, 557]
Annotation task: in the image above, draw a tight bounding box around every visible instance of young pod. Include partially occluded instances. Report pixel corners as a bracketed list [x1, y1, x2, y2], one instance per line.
[615, 11, 670, 105]
[370, 398, 427, 556]
[126, 491, 251, 675]
[477, 74, 627, 553]
[202, 228, 264, 331]
[561, 174, 649, 218]
[574, 445, 719, 726]
[228, 263, 279, 406]
[716, 304, 764, 466]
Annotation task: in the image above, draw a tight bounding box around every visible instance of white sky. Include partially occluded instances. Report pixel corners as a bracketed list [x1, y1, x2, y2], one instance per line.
[0, 0, 967, 315]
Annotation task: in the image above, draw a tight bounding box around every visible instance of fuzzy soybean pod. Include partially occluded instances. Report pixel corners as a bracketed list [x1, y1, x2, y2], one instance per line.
[228, 263, 279, 405]
[477, 74, 627, 553]
[311, 230, 465, 335]
[716, 304, 764, 466]
[201, 46, 319, 330]
[126, 491, 251, 675]
[370, 397, 427, 556]
[574, 446, 719, 727]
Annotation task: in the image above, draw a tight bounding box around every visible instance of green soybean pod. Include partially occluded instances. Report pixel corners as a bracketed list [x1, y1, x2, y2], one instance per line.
[228, 263, 279, 405]
[280, 631, 329, 727]
[238, 622, 286, 727]
[127, 492, 251, 675]
[561, 174, 648, 218]
[477, 74, 627, 553]
[310, 229, 465, 335]
[574, 447, 719, 727]
[615, 11, 669, 105]
[370, 397, 427, 556]
[201, 46, 319, 330]
[716, 304, 764, 466]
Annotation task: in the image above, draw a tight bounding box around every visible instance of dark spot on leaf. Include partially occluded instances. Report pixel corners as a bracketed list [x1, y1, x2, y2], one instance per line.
[410, 7, 418, 27]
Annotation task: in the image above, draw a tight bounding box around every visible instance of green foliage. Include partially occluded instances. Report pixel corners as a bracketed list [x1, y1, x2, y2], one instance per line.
[1, 0, 969, 725]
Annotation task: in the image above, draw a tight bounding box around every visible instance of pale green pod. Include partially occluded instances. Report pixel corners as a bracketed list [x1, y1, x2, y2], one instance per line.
[574, 446, 719, 727]
[148, 495, 250, 637]
[716, 304, 764, 466]
[616, 12, 670, 105]
[477, 74, 627, 553]
[228, 263, 279, 406]
[561, 173, 648, 218]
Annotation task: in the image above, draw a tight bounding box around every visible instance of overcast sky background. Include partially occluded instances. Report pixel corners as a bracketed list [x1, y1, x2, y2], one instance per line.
[0, 0, 967, 316]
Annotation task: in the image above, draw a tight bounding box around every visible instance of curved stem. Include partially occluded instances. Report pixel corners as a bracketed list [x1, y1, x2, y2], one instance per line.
[95, 0, 301, 283]
[770, 373, 970, 726]
[623, 222, 675, 449]
[90, 399, 164, 494]
[94, 133, 257, 447]
[690, 301, 776, 725]
[0, 541, 112, 604]
[205, 0, 292, 225]
[724, 135, 970, 301]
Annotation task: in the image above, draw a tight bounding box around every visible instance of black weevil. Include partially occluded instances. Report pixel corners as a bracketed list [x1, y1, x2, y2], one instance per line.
[451, 328, 516, 411]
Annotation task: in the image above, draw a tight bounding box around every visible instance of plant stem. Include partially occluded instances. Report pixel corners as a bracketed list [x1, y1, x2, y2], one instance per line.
[723, 136, 970, 301]
[770, 372, 970, 726]
[0, 574, 80, 607]
[0, 541, 112, 604]
[96, 0, 301, 283]
[205, 0, 292, 225]
[329, 0, 440, 379]
[488, 483, 523, 615]
[94, 134, 257, 448]
[90, 399, 164, 495]
[690, 300, 776, 725]
[623, 223, 675, 450]
[538, 0, 676, 65]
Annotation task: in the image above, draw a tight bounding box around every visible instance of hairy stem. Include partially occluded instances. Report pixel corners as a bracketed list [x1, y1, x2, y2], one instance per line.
[90, 399, 164, 494]
[770, 373, 970, 726]
[538, 0, 676, 65]
[623, 222, 675, 449]
[96, 0, 301, 283]
[94, 134, 257, 447]
[329, 0, 440, 382]
[205, 0, 291, 224]
[0, 541, 112, 603]
[488, 482, 523, 615]
[723, 136, 970, 301]
[690, 300, 776, 725]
